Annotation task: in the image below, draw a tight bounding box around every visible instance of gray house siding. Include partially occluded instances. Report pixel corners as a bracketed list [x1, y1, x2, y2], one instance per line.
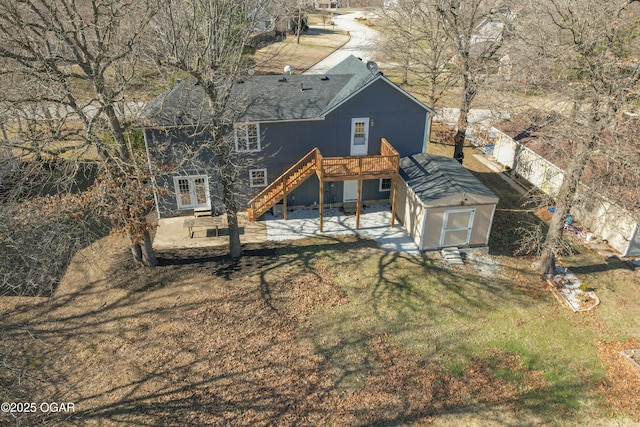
[328, 78, 428, 158]
[145, 128, 228, 218]
[250, 78, 429, 208]
[142, 56, 434, 218]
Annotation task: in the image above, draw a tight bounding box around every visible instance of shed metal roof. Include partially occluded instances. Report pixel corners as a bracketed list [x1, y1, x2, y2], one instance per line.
[400, 153, 499, 207]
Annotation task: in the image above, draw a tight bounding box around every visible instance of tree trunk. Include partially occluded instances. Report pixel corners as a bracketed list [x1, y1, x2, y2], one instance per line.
[220, 173, 242, 259]
[539, 246, 556, 279]
[141, 230, 158, 267]
[129, 230, 158, 267]
[539, 202, 568, 278]
[454, 74, 476, 163]
[539, 133, 596, 278]
[402, 57, 409, 85]
[227, 209, 242, 259]
[130, 242, 144, 265]
[296, 4, 302, 45]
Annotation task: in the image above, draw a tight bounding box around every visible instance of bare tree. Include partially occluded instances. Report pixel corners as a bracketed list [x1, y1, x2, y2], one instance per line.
[514, 0, 640, 277]
[151, 0, 276, 259]
[376, 0, 459, 105]
[434, 0, 515, 162]
[0, 0, 160, 266]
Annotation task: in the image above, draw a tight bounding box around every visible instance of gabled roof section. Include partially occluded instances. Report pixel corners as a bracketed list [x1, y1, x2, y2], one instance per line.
[320, 56, 436, 118]
[400, 153, 498, 206]
[142, 55, 434, 127]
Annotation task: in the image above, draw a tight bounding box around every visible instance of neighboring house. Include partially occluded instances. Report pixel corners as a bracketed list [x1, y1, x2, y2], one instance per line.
[142, 55, 436, 225]
[315, 0, 341, 8]
[468, 8, 516, 78]
[396, 153, 499, 251]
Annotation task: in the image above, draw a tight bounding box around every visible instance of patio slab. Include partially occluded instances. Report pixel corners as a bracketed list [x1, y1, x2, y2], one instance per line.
[264, 204, 420, 255]
[153, 212, 267, 250]
[152, 205, 420, 255]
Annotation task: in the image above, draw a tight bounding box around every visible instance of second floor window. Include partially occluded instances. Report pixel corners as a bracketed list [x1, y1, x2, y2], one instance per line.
[235, 123, 260, 152]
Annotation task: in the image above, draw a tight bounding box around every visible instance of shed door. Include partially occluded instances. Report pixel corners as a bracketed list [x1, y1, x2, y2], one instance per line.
[440, 209, 475, 247]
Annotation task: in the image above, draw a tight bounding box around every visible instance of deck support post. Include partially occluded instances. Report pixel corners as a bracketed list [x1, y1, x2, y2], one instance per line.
[319, 176, 324, 233]
[356, 179, 362, 230]
[391, 175, 398, 228]
[283, 182, 288, 221]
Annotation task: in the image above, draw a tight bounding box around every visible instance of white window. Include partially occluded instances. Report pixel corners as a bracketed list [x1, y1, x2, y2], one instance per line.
[173, 175, 210, 210]
[235, 123, 261, 152]
[379, 178, 392, 192]
[249, 169, 267, 187]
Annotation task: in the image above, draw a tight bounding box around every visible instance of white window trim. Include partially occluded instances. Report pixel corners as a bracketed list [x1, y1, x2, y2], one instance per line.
[173, 175, 211, 210]
[379, 178, 392, 192]
[234, 122, 261, 152]
[249, 168, 268, 188]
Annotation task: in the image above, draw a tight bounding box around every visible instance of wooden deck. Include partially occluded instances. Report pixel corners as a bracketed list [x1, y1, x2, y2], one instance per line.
[247, 138, 400, 231]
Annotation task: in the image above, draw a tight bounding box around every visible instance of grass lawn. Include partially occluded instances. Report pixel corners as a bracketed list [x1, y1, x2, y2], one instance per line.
[1, 145, 639, 425]
[252, 27, 350, 75]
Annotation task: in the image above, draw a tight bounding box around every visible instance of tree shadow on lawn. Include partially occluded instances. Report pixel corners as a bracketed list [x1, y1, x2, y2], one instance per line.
[0, 233, 605, 426]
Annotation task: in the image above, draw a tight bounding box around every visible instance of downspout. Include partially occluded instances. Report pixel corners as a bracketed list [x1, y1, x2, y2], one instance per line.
[143, 129, 161, 219]
[422, 112, 433, 153]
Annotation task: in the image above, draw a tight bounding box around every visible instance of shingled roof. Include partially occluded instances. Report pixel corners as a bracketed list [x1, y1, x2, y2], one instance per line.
[400, 153, 498, 207]
[142, 55, 380, 127]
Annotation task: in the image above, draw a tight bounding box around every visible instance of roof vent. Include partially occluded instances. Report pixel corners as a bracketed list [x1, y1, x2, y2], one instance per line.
[320, 76, 330, 81]
[280, 65, 293, 83]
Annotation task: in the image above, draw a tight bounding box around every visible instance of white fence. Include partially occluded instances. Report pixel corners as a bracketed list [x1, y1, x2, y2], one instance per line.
[478, 125, 640, 257]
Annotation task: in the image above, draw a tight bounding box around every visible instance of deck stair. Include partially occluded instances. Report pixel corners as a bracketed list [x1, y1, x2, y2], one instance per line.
[247, 148, 319, 221]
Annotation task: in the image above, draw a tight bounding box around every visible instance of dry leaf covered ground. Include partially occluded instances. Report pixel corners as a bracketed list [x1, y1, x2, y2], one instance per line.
[1, 228, 639, 426]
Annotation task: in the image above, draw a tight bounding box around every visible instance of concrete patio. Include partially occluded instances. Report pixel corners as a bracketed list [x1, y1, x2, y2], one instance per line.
[152, 204, 420, 255]
[152, 212, 267, 250]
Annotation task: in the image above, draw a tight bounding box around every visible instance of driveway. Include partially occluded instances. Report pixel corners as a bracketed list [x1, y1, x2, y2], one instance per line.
[306, 11, 380, 74]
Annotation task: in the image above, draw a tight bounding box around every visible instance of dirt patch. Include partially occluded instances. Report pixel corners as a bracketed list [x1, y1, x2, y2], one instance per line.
[596, 338, 640, 420]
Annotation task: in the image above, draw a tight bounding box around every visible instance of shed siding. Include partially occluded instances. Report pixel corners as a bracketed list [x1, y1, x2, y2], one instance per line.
[396, 178, 425, 249]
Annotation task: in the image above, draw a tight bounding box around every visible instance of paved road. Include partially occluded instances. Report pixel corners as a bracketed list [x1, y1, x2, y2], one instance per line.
[305, 11, 380, 74]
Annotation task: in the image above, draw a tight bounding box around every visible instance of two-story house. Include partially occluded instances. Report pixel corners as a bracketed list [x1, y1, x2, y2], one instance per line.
[142, 55, 436, 225]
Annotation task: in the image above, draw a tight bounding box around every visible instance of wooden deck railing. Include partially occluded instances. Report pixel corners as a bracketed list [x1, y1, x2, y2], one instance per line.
[247, 139, 401, 221]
